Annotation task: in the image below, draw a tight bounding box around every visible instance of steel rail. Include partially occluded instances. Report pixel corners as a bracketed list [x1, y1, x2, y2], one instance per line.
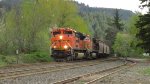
[52, 60, 136, 84]
[0, 58, 117, 80]
[84, 61, 136, 84]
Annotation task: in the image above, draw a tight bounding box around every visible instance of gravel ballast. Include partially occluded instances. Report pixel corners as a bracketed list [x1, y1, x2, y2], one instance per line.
[96, 62, 150, 84]
[0, 60, 124, 84]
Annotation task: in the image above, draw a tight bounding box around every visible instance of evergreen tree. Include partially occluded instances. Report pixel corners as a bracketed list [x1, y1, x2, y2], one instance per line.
[106, 9, 124, 48]
[136, 0, 150, 53]
[113, 9, 124, 31]
[113, 14, 144, 58]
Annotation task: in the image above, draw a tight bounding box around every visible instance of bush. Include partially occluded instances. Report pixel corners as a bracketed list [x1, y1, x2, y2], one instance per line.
[22, 52, 53, 63]
[0, 54, 17, 64]
[0, 60, 7, 67]
[0, 55, 7, 67]
[4, 56, 16, 64]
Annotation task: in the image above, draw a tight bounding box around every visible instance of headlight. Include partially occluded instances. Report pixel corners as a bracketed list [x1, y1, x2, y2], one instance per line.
[59, 35, 63, 40]
[64, 45, 68, 49]
[54, 46, 56, 48]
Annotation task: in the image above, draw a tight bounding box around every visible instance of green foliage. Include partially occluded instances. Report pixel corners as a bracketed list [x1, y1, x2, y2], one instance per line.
[80, 11, 111, 40]
[136, 14, 150, 53]
[142, 68, 150, 75]
[0, 54, 18, 67]
[0, 54, 17, 64]
[112, 9, 124, 31]
[0, 0, 91, 65]
[139, 0, 150, 8]
[0, 53, 53, 66]
[22, 52, 52, 63]
[0, 0, 90, 55]
[113, 14, 144, 57]
[78, 3, 128, 41]
[0, 60, 6, 67]
[106, 9, 124, 50]
[63, 15, 90, 34]
[3, 56, 16, 64]
[76, 2, 134, 21]
[77, 3, 133, 42]
[126, 13, 140, 35]
[113, 33, 132, 57]
[0, 55, 7, 67]
[136, 0, 150, 53]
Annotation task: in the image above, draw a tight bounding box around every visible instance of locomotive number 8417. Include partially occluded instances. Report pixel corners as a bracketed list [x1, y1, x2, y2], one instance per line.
[50, 28, 109, 61]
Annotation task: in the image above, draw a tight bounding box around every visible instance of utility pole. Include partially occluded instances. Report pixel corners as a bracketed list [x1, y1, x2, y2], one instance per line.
[16, 49, 19, 64]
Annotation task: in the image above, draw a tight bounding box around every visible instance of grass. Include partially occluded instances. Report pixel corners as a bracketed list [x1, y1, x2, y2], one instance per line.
[0, 55, 7, 67]
[22, 52, 53, 63]
[0, 59, 7, 67]
[140, 67, 150, 76]
[78, 81, 85, 84]
[142, 68, 150, 75]
[0, 52, 53, 67]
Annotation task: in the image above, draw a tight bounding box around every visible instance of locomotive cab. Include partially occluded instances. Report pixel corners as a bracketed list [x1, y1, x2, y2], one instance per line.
[51, 28, 76, 59]
[51, 28, 74, 50]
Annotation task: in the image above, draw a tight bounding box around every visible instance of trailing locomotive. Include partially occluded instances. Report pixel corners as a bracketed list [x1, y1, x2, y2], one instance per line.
[50, 28, 110, 61]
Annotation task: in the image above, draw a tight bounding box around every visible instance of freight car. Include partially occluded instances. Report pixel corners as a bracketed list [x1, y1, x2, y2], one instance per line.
[50, 28, 110, 61]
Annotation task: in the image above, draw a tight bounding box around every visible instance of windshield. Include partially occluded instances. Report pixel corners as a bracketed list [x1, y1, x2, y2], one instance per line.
[53, 31, 61, 35]
[64, 31, 72, 34]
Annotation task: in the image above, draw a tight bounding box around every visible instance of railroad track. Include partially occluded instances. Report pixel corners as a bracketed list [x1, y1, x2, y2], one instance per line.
[0, 58, 117, 80]
[52, 60, 136, 84]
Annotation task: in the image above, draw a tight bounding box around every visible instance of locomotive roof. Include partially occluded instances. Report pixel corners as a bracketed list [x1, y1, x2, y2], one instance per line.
[51, 28, 76, 32]
[51, 27, 89, 37]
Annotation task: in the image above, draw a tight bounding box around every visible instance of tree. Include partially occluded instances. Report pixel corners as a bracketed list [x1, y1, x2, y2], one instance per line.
[79, 12, 111, 40]
[113, 14, 143, 58]
[106, 9, 124, 52]
[113, 9, 124, 31]
[113, 33, 132, 59]
[0, 0, 90, 54]
[136, 0, 150, 53]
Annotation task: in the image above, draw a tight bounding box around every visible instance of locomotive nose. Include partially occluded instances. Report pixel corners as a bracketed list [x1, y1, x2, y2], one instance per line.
[52, 40, 69, 50]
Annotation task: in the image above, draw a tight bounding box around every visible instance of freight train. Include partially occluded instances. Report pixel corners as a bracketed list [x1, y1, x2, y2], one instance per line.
[50, 28, 110, 61]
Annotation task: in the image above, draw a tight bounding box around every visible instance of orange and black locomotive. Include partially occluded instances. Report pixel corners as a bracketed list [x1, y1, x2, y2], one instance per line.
[50, 28, 109, 61]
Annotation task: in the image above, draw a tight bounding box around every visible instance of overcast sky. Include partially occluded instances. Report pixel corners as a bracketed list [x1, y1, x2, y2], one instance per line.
[74, 0, 148, 14]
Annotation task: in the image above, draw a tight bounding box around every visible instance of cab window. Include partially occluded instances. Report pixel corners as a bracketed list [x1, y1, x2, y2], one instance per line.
[64, 31, 72, 34]
[53, 31, 61, 35]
